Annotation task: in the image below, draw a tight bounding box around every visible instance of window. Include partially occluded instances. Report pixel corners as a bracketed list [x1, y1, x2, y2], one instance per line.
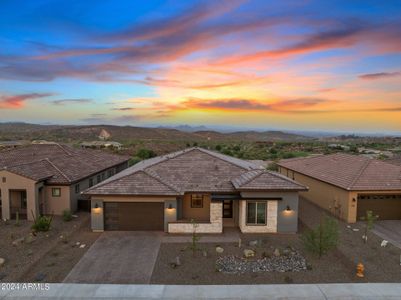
[75, 184, 80, 194]
[89, 178, 94, 187]
[101, 173, 105, 180]
[191, 194, 204, 208]
[246, 201, 267, 225]
[97, 175, 101, 183]
[21, 191, 27, 209]
[52, 188, 61, 197]
[107, 170, 112, 178]
[2, 177, 6, 183]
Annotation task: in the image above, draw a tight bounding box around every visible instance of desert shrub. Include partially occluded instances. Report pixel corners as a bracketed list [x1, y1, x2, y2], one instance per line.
[267, 162, 278, 171]
[301, 216, 339, 258]
[136, 148, 156, 159]
[62, 209, 73, 222]
[32, 215, 53, 232]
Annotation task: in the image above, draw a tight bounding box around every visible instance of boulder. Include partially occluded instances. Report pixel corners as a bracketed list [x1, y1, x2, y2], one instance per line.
[0, 258, 5, 267]
[381, 240, 388, 247]
[79, 244, 86, 249]
[12, 237, 24, 247]
[243, 249, 255, 258]
[248, 240, 258, 247]
[175, 256, 181, 266]
[273, 248, 281, 257]
[24, 235, 35, 244]
[216, 246, 224, 254]
[34, 273, 46, 282]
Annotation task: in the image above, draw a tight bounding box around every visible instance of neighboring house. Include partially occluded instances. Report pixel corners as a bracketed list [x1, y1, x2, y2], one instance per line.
[0, 144, 129, 221]
[277, 153, 401, 223]
[81, 141, 122, 150]
[85, 147, 307, 234]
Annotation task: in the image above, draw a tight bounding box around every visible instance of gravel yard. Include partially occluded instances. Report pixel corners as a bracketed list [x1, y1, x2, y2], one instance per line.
[0, 212, 100, 282]
[151, 198, 401, 284]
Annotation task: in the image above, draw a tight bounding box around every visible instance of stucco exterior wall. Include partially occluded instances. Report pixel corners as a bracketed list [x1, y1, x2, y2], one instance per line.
[182, 194, 211, 221]
[0, 170, 38, 221]
[168, 202, 223, 233]
[279, 166, 354, 222]
[44, 186, 70, 215]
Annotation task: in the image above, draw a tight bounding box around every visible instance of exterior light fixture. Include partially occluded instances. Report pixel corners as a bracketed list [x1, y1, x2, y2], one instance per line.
[168, 204, 173, 209]
[94, 203, 99, 209]
[286, 205, 291, 211]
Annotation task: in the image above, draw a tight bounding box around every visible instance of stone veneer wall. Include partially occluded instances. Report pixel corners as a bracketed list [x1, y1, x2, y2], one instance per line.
[168, 202, 223, 233]
[238, 200, 278, 233]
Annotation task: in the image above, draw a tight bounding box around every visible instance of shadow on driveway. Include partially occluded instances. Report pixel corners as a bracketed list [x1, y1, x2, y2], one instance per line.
[63, 231, 163, 284]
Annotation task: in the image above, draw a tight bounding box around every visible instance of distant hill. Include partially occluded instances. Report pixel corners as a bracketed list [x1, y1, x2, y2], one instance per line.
[0, 122, 312, 143]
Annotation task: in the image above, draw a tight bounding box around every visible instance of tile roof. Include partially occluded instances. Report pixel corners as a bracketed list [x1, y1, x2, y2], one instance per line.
[232, 169, 308, 191]
[0, 144, 129, 184]
[277, 153, 401, 191]
[86, 147, 307, 195]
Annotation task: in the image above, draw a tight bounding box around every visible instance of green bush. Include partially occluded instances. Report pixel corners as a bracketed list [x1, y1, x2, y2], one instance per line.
[136, 148, 156, 159]
[301, 216, 339, 258]
[129, 156, 142, 166]
[62, 210, 73, 222]
[32, 215, 53, 232]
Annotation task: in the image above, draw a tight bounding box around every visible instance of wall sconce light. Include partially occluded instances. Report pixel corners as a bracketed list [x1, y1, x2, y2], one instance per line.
[286, 205, 291, 211]
[352, 198, 356, 202]
[168, 203, 173, 209]
[93, 202, 101, 214]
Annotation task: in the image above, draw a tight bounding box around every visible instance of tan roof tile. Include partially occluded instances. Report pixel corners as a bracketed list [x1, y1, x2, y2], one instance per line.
[86, 147, 306, 195]
[278, 153, 401, 191]
[0, 144, 129, 184]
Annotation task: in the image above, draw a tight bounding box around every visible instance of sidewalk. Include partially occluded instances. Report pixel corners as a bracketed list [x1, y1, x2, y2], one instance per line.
[1, 283, 401, 299]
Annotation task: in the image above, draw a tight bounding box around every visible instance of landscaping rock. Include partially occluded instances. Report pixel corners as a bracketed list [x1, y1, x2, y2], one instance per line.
[216, 246, 224, 254]
[27, 250, 33, 256]
[202, 250, 208, 257]
[175, 256, 181, 266]
[76, 242, 81, 246]
[12, 237, 24, 246]
[244, 249, 255, 258]
[381, 240, 388, 247]
[216, 250, 307, 274]
[352, 228, 360, 232]
[249, 240, 258, 247]
[34, 272, 46, 282]
[273, 248, 281, 257]
[24, 235, 35, 244]
[79, 244, 86, 248]
[0, 257, 5, 267]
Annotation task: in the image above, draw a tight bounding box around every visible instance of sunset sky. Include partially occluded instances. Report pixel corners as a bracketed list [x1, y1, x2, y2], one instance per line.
[1, 0, 400, 133]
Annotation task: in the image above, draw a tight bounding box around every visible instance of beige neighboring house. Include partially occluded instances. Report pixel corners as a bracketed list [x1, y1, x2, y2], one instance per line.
[86, 147, 307, 234]
[0, 144, 129, 221]
[277, 153, 401, 223]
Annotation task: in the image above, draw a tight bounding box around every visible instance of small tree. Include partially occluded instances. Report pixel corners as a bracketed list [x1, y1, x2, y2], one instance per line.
[301, 216, 339, 258]
[360, 210, 378, 244]
[189, 219, 200, 257]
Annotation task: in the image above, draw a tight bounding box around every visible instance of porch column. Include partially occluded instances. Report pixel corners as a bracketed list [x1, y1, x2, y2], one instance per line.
[26, 186, 38, 221]
[91, 199, 104, 232]
[164, 199, 177, 232]
[1, 188, 10, 220]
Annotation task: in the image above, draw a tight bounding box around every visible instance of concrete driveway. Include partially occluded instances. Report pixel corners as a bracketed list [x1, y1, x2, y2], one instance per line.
[372, 220, 401, 249]
[63, 231, 163, 284]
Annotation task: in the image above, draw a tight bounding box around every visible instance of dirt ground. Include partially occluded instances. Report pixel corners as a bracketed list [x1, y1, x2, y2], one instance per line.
[151, 198, 401, 284]
[0, 212, 100, 282]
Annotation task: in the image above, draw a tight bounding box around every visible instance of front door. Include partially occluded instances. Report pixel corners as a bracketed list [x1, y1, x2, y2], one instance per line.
[223, 200, 233, 218]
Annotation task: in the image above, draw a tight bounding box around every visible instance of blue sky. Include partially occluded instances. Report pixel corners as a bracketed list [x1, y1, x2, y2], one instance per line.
[0, 0, 400, 132]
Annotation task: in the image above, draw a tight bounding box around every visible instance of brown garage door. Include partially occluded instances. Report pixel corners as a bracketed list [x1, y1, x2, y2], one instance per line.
[104, 202, 164, 231]
[357, 195, 401, 220]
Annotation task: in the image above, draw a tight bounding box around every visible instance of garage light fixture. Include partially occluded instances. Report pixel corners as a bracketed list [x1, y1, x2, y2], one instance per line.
[286, 205, 291, 211]
[94, 203, 99, 209]
[168, 204, 173, 209]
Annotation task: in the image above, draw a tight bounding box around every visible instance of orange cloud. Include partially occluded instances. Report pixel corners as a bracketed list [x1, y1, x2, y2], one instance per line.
[0, 93, 53, 109]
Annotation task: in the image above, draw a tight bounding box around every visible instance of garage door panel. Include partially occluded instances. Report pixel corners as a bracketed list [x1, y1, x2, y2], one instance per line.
[104, 202, 164, 231]
[357, 195, 401, 220]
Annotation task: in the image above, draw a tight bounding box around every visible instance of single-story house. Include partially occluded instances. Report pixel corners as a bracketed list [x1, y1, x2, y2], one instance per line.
[0, 144, 129, 221]
[277, 153, 401, 223]
[85, 147, 307, 234]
